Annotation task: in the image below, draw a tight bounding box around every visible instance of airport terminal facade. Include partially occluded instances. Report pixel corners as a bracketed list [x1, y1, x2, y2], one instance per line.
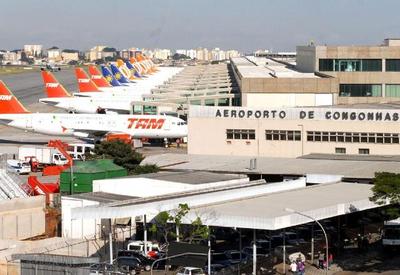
[188, 105, 400, 157]
[232, 38, 400, 108]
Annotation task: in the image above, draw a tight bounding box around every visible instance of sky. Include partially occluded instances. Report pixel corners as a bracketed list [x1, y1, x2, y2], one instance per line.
[0, 0, 399, 52]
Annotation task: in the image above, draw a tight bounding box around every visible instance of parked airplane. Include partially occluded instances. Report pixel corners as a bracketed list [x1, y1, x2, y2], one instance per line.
[39, 70, 139, 113]
[0, 81, 187, 139]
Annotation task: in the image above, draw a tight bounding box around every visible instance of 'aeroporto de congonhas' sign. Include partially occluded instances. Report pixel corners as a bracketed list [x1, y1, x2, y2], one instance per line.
[190, 106, 400, 122]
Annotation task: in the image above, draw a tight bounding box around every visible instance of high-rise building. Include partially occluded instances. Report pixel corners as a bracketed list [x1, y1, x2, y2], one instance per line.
[88, 46, 106, 61]
[24, 45, 43, 57]
[153, 49, 171, 60]
[47, 47, 61, 61]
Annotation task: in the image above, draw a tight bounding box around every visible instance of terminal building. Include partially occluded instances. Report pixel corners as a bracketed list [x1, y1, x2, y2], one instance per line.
[188, 105, 400, 157]
[231, 38, 400, 108]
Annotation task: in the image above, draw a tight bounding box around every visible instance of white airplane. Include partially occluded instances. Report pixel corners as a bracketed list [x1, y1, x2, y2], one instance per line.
[39, 70, 138, 114]
[0, 81, 187, 139]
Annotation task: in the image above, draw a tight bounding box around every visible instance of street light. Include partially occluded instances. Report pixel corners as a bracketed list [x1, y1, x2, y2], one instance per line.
[284, 208, 329, 275]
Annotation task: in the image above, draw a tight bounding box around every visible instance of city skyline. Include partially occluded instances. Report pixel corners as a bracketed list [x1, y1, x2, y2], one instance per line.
[1, 0, 399, 52]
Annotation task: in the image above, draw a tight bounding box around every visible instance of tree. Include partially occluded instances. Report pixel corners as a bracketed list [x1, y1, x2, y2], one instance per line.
[370, 172, 400, 218]
[149, 204, 209, 255]
[88, 140, 159, 174]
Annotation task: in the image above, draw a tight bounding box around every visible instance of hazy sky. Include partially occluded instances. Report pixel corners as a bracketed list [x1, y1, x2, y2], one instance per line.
[1, 0, 399, 52]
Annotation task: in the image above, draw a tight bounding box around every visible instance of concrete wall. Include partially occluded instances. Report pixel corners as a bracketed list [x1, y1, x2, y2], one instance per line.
[240, 76, 337, 94]
[243, 93, 334, 107]
[61, 197, 99, 239]
[0, 196, 45, 240]
[296, 46, 317, 72]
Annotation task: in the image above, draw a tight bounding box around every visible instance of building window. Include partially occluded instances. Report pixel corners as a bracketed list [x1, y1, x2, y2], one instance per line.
[226, 129, 255, 140]
[386, 59, 400, 72]
[307, 131, 400, 144]
[335, 147, 346, 154]
[361, 59, 382, 71]
[319, 59, 382, 72]
[339, 84, 382, 97]
[385, 84, 400, 97]
[319, 59, 334, 71]
[359, 148, 370, 155]
[265, 130, 301, 141]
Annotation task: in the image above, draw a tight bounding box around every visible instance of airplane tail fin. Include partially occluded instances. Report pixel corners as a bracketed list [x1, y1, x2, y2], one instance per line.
[110, 64, 131, 84]
[101, 66, 123, 86]
[41, 71, 71, 98]
[0, 81, 30, 113]
[74, 68, 100, 92]
[125, 60, 142, 78]
[88, 65, 112, 88]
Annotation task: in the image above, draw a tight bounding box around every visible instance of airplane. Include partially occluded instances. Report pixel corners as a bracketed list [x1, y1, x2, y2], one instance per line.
[39, 70, 140, 114]
[0, 80, 187, 139]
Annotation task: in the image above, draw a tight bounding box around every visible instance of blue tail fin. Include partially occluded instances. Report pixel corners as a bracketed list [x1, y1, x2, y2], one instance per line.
[110, 64, 131, 84]
[125, 61, 142, 78]
[101, 66, 123, 86]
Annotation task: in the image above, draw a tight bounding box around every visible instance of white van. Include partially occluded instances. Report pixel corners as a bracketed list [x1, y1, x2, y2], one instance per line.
[67, 143, 94, 157]
[6, 160, 31, 174]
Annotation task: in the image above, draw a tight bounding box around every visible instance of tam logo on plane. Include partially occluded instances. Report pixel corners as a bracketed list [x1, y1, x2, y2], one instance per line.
[45, 83, 59, 88]
[91, 75, 101, 79]
[127, 118, 165, 129]
[78, 78, 90, 83]
[0, 95, 12, 101]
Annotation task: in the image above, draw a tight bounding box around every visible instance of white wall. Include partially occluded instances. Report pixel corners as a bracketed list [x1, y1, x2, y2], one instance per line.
[244, 93, 333, 108]
[92, 177, 249, 198]
[61, 197, 99, 239]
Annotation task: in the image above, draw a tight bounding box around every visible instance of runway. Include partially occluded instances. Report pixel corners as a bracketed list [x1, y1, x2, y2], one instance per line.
[0, 68, 83, 150]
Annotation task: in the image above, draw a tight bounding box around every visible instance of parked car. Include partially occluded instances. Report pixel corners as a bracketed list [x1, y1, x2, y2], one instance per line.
[6, 159, 31, 174]
[282, 232, 306, 246]
[224, 250, 248, 265]
[273, 245, 298, 263]
[117, 250, 153, 271]
[211, 253, 231, 267]
[203, 264, 224, 274]
[176, 266, 205, 275]
[116, 256, 142, 274]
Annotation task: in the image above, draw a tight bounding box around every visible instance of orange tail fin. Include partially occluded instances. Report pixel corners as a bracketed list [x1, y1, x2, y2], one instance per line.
[0, 81, 29, 113]
[41, 71, 71, 98]
[74, 68, 100, 92]
[88, 65, 111, 88]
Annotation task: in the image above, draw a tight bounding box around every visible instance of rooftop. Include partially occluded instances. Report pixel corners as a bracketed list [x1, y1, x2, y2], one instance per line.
[186, 181, 377, 230]
[232, 56, 320, 79]
[65, 192, 136, 203]
[120, 171, 247, 185]
[142, 153, 400, 179]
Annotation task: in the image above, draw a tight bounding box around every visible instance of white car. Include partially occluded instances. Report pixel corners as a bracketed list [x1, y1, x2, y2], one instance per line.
[176, 266, 205, 275]
[6, 159, 31, 174]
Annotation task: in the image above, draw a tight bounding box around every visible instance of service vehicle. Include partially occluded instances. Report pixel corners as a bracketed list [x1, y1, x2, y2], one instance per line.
[6, 159, 31, 174]
[18, 146, 68, 170]
[382, 218, 400, 250]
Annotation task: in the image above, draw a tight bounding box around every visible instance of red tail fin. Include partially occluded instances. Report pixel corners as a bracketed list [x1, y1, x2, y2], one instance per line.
[41, 71, 71, 97]
[88, 65, 111, 88]
[75, 68, 101, 92]
[0, 81, 29, 113]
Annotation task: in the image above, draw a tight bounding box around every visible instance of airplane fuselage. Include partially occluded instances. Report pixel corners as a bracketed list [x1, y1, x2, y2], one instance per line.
[0, 113, 187, 139]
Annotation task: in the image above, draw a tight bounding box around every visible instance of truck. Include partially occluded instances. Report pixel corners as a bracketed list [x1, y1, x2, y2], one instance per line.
[382, 218, 400, 250]
[18, 146, 68, 171]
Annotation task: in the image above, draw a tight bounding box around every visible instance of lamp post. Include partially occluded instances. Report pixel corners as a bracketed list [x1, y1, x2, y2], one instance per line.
[285, 208, 328, 275]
